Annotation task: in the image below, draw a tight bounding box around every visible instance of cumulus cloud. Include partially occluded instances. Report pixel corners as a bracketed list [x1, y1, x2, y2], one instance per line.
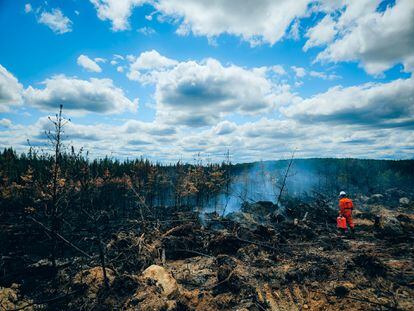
[127, 50, 178, 83]
[77, 55, 102, 72]
[213, 121, 237, 135]
[153, 0, 311, 45]
[0, 65, 23, 112]
[24, 75, 138, 114]
[125, 51, 297, 127]
[154, 58, 290, 126]
[89, 0, 311, 45]
[4, 112, 413, 163]
[38, 8, 73, 34]
[291, 66, 306, 78]
[129, 50, 177, 71]
[307, 0, 414, 74]
[270, 65, 287, 76]
[282, 77, 414, 129]
[123, 119, 177, 136]
[303, 14, 336, 51]
[90, 0, 146, 31]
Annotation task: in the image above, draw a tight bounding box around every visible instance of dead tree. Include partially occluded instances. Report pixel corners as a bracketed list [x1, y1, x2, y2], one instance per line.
[275, 149, 296, 207]
[45, 104, 70, 267]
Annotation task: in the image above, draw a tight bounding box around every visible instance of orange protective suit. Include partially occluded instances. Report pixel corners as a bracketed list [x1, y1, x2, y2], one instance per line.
[339, 197, 355, 229]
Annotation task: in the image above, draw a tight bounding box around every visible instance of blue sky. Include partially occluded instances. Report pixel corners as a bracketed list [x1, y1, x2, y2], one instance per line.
[0, 0, 413, 162]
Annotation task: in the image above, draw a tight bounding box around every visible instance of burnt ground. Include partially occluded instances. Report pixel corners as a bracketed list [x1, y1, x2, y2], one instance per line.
[1, 200, 414, 310]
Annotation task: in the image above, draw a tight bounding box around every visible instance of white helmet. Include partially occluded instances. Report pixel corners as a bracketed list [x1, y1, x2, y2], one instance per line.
[339, 191, 346, 197]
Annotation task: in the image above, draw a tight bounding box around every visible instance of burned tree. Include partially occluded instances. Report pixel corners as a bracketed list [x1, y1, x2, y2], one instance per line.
[44, 105, 70, 267]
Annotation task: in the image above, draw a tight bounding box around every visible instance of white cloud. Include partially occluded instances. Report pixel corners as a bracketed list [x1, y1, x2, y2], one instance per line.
[288, 19, 301, 40]
[5, 112, 414, 162]
[38, 8, 73, 34]
[290, 67, 340, 81]
[137, 26, 156, 36]
[0, 118, 12, 128]
[282, 77, 414, 128]
[309, 70, 340, 80]
[24, 75, 138, 114]
[291, 66, 306, 78]
[308, 0, 414, 75]
[213, 120, 237, 135]
[303, 14, 336, 51]
[154, 0, 311, 46]
[0, 65, 23, 112]
[127, 50, 178, 83]
[126, 51, 297, 127]
[130, 50, 177, 71]
[77, 55, 102, 72]
[270, 65, 287, 76]
[116, 66, 124, 73]
[94, 57, 107, 63]
[110, 60, 118, 65]
[153, 58, 290, 126]
[113, 54, 124, 60]
[90, 0, 146, 31]
[24, 3, 32, 13]
[89, 0, 312, 45]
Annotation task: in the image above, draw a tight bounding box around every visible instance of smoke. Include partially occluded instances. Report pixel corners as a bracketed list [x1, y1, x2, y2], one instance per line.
[203, 160, 320, 216]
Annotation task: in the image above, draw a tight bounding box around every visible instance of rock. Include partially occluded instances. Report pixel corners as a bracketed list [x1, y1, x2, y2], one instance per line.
[142, 265, 178, 298]
[367, 194, 384, 204]
[381, 215, 404, 236]
[399, 197, 410, 206]
[73, 266, 115, 299]
[125, 266, 178, 311]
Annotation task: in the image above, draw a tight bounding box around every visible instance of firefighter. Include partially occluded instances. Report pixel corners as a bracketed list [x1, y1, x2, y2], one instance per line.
[338, 191, 355, 235]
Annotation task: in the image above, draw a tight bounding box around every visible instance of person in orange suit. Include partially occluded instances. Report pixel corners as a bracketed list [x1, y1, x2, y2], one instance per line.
[338, 191, 355, 235]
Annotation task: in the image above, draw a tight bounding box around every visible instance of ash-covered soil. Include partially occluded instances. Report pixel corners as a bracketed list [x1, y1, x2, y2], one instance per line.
[1, 198, 414, 310]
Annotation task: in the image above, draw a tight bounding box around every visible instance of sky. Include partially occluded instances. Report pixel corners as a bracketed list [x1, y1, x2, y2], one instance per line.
[0, 0, 413, 163]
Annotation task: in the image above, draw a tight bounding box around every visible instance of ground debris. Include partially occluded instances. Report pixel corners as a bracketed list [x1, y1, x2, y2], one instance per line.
[106, 231, 160, 273]
[3, 194, 414, 310]
[73, 266, 115, 299]
[0, 284, 34, 311]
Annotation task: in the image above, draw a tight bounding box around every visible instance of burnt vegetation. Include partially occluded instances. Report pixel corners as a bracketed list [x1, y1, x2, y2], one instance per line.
[1, 110, 414, 310]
